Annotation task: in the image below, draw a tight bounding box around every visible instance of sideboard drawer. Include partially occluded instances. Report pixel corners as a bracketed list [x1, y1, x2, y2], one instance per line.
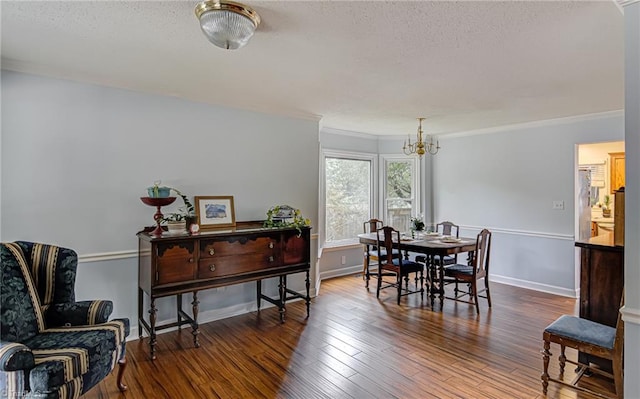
[200, 236, 278, 258]
[198, 253, 279, 279]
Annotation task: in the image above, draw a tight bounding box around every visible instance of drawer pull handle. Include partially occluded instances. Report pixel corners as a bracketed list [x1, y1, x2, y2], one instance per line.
[269, 242, 274, 249]
[209, 264, 216, 272]
[189, 258, 194, 263]
[209, 249, 215, 255]
[268, 256, 274, 262]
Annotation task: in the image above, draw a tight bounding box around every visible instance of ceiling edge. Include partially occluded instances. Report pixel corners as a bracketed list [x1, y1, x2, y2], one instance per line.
[438, 110, 625, 140]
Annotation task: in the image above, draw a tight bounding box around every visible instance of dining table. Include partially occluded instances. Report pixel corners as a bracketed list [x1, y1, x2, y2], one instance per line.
[358, 232, 477, 308]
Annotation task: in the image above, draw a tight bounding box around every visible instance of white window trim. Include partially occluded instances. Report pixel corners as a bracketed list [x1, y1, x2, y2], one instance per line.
[379, 154, 421, 229]
[320, 149, 378, 249]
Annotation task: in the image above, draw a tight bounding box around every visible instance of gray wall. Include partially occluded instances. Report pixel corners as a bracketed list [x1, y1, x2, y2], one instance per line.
[623, 3, 640, 396]
[1, 70, 320, 335]
[434, 113, 624, 296]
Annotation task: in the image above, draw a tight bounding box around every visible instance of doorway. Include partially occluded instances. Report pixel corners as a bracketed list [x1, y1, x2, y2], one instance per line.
[576, 141, 625, 240]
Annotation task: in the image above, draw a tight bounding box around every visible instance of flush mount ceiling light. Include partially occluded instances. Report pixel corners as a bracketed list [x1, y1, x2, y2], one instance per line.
[195, 0, 261, 50]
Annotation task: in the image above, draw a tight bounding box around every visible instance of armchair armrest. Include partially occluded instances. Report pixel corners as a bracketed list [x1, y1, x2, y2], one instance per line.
[45, 300, 113, 327]
[0, 341, 34, 372]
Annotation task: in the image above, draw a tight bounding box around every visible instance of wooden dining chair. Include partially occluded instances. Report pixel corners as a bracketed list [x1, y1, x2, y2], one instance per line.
[436, 221, 460, 266]
[362, 218, 399, 287]
[542, 291, 624, 399]
[376, 226, 424, 305]
[442, 228, 491, 313]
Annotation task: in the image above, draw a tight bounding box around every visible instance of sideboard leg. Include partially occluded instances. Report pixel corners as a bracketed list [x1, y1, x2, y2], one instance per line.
[192, 291, 200, 348]
[438, 255, 445, 308]
[177, 293, 183, 330]
[149, 298, 157, 360]
[138, 288, 144, 340]
[305, 270, 311, 318]
[278, 275, 286, 323]
[256, 280, 262, 311]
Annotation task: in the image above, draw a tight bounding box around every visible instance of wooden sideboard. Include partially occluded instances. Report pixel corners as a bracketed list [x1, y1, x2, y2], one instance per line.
[574, 233, 624, 369]
[137, 221, 311, 360]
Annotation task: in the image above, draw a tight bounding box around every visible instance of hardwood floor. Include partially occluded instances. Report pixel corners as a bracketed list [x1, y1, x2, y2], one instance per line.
[84, 275, 616, 399]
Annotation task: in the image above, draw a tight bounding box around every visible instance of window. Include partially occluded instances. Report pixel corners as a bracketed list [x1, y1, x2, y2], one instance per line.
[323, 150, 377, 245]
[382, 157, 419, 232]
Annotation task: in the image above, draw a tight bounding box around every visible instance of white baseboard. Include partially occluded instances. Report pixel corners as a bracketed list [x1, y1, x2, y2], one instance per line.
[319, 265, 364, 281]
[490, 274, 578, 298]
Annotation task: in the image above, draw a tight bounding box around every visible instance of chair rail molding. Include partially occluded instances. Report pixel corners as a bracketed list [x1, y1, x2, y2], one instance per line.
[79, 249, 138, 263]
[621, 305, 640, 325]
[460, 225, 574, 241]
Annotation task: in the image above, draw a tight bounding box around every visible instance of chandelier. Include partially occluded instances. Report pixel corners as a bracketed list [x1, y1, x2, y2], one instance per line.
[195, 1, 261, 50]
[402, 118, 440, 157]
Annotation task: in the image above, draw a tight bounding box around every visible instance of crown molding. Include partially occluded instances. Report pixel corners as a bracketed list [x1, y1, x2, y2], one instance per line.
[437, 109, 624, 140]
[320, 127, 378, 139]
[618, 0, 639, 7]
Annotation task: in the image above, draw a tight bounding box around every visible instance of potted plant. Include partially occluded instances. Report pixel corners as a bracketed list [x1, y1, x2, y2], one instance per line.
[171, 188, 196, 228]
[602, 195, 612, 218]
[162, 212, 188, 234]
[263, 205, 311, 235]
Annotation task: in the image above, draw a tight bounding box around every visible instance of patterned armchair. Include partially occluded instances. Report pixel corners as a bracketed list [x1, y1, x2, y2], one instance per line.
[1, 241, 129, 399]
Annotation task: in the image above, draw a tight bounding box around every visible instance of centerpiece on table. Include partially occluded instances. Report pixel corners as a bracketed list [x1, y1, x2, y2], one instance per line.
[410, 215, 425, 238]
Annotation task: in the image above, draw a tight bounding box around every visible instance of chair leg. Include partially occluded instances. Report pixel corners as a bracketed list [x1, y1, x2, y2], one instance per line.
[117, 357, 128, 391]
[542, 340, 551, 394]
[472, 282, 480, 314]
[612, 351, 624, 399]
[484, 277, 492, 307]
[559, 345, 566, 375]
[376, 269, 382, 298]
[397, 273, 402, 305]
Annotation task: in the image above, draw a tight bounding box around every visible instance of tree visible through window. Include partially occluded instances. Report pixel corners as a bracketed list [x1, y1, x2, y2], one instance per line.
[325, 157, 371, 243]
[385, 159, 415, 232]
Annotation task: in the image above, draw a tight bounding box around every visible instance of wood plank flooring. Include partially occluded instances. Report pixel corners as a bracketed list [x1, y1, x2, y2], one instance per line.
[84, 275, 616, 399]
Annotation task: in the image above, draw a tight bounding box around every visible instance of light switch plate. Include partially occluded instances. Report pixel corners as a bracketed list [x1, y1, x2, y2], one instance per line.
[552, 200, 565, 210]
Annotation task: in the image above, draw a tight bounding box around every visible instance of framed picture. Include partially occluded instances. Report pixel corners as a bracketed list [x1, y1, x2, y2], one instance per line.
[195, 196, 236, 229]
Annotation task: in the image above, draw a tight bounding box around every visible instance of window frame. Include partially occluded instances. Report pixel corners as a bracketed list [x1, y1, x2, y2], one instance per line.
[320, 149, 378, 248]
[379, 154, 421, 232]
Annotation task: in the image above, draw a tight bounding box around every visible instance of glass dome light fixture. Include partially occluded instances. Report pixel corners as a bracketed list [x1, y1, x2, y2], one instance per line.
[195, 0, 261, 50]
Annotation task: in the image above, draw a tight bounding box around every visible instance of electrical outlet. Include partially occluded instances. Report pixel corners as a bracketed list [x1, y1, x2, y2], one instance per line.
[552, 200, 565, 210]
[341, 255, 346, 265]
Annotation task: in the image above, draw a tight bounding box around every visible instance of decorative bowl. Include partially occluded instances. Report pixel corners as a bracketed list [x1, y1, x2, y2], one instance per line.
[147, 186, 171, 198]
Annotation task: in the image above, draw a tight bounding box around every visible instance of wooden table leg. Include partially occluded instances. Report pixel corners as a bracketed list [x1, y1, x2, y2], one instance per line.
[429, 255, 437, 307]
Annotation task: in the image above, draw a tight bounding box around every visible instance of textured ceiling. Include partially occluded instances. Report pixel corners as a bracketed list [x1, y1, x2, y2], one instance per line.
[0, 1, 624, 136]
